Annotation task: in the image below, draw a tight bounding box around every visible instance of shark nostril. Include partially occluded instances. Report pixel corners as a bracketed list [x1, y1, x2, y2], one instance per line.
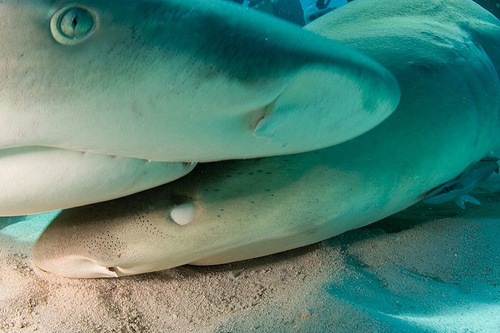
[50, 5, 97, 45]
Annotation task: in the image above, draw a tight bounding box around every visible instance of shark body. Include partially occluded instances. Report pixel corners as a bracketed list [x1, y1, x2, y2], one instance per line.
[33, 0, 500, 278]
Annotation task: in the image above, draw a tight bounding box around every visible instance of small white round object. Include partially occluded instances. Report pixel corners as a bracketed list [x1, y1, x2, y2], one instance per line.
[168, 202, 196, 226]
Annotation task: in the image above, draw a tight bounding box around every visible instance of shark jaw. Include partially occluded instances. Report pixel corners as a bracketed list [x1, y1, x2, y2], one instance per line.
[0, 146, 196, 216]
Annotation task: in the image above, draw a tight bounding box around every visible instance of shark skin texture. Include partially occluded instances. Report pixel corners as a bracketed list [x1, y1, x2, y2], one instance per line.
[32, 0, 500, 278]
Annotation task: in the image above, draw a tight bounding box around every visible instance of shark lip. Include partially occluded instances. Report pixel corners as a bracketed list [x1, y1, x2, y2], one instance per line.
[0, 146, 197, 216]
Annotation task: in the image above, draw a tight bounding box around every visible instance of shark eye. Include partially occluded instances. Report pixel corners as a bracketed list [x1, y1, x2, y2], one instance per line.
[50, 5, 97, 45]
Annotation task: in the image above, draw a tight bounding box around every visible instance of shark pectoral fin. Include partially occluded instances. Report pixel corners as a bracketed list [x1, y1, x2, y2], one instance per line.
[253, 59, 400, 150]
[455, 195, 481, 209]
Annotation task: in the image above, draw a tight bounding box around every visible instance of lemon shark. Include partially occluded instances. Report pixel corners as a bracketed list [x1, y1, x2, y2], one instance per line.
[0, 0, 399, 215]
[33, 0, 500, 278]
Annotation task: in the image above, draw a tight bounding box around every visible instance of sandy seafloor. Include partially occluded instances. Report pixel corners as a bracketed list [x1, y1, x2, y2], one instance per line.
[0, 172, 499, 332]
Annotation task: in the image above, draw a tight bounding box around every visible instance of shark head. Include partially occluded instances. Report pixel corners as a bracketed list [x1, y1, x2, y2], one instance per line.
[0, 0, 399, 161]
[0, 0, 399, 215]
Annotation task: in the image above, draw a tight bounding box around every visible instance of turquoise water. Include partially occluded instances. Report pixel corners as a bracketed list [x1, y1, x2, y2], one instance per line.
[0, 0, 499, 331]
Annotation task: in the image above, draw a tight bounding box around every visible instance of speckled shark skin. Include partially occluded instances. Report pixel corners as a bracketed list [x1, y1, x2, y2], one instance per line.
[33, 0, 500, 278]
